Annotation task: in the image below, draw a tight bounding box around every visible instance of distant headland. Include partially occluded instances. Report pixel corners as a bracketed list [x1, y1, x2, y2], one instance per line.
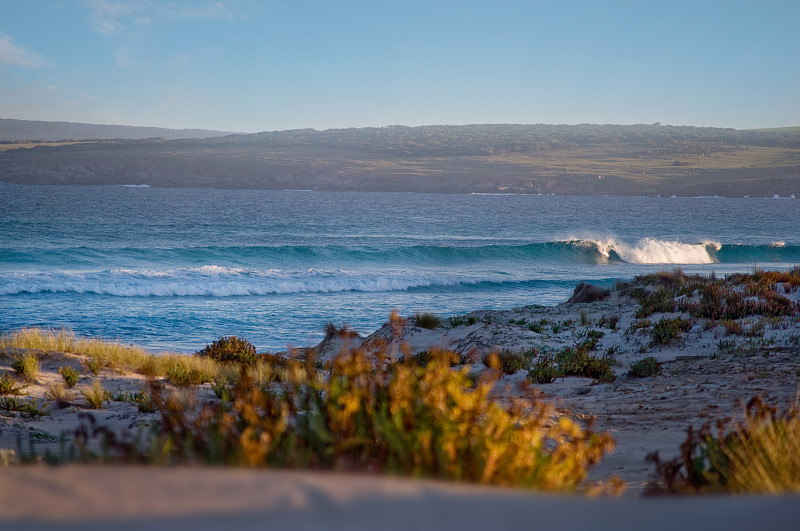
[1, 120, 799, 197]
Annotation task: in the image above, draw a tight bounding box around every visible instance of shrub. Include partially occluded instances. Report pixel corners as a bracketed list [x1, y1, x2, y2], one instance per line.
[528, 343, 616, 384]
[0, 372, 27, 396]
[323, 321, 360, 339]
[651, 317, 692, 345]
[528, 357, 561, 384]
[528, 319, 547, 333]
[722, 319, 742, 336]
[629, 356, 661, 378]
[448, 315, 477, 327]
[114, 388, 157, 413]
[587, 329, 605, 340]
[634, 287, 677, 318]
[599, 315, 619, 330]
[197, 336, 257, 366]
[0, 397, 49, 418]
[58, 366, 80, 387]
[413, 312, 442, 330]
[165, 360, 210, 387]
[85, 359, 101, 376]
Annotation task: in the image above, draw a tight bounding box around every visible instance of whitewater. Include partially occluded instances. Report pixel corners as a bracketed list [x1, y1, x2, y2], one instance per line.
[1, 184, 798, 352]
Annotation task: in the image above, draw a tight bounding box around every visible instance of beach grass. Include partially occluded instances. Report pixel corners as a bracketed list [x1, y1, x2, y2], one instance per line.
[45, 382, 76, 408]
[0, 328, 222, 382]
[647, 397, 800, 494]
[80, 380, 109, 409]
[413, 312, 442, 329]
[11, 353, 40, 382]
[726, 400, 800, 493]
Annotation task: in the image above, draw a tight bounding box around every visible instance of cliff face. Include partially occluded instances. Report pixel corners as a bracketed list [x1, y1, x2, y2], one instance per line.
[2, 123, 799, 197]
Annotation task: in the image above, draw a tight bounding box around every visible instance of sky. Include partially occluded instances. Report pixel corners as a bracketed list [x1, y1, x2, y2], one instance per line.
[1, 0, 798, 133]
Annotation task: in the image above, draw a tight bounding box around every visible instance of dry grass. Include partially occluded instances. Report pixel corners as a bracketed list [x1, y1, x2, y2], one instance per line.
[0, 328, 221, 382]
[45, 382, 77, 408]
[647, 397, 800, 494]
[11, 353, 41, 382]
[726, 400, 800, 493]
[1, 328, 75, 353]
[80, 380, 109, 409]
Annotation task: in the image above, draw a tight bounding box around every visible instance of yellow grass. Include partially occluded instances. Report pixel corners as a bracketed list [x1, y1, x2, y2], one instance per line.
[0, 328, 221, 381]
[0, 328, 76, 353]
[727, 402, 800, 493]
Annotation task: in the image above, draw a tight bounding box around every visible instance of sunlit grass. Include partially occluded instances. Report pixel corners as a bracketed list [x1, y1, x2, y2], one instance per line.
[11, 353, 41, 382]
[647, 397, 800, 494]
[0, 328, 76, 352]
[726, 401, 800, 493]
[80, 379, 109, 409]
[1, 328, 222, 381]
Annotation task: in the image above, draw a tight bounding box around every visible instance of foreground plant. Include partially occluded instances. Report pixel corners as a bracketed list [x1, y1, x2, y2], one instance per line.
[72, 343, 615, 492]
[647, 397, 800, 494]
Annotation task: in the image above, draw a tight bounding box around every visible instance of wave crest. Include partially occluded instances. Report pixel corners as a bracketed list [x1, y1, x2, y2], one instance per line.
[586, 238, 720, 264]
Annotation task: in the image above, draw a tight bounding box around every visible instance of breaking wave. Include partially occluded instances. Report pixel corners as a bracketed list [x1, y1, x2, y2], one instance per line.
[0, 267, 582, 298]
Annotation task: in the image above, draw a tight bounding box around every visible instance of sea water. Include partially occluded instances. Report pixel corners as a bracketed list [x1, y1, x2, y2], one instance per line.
[1, 183, 798, 352]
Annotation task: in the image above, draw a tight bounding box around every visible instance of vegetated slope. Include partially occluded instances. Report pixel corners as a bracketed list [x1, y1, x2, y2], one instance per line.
[0, 118, 237, 142]
[1, 123, 799, 196]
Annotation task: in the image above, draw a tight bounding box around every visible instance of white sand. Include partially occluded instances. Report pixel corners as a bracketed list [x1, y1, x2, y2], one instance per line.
[0, 466, 797, 530]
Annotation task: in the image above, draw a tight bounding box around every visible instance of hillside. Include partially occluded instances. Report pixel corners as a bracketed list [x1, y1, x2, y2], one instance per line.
[0, 118, 236, 142]
[1, 123, 799, 197]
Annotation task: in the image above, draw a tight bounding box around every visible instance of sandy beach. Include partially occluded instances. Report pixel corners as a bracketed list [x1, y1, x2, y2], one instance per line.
[1, 466, 798, 530]
[2, 272, 799, 526]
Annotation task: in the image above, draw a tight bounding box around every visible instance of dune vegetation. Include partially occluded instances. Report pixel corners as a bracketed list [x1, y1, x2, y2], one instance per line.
[2, 268, 800, 495]
[0, 326, 617, 493]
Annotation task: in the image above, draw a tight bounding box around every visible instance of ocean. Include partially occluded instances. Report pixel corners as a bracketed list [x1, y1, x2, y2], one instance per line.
[1, 183, 798, 352]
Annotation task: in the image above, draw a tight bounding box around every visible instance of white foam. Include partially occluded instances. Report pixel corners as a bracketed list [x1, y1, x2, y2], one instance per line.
[592, 238, 719, 264]
[0, 268, 474, 297]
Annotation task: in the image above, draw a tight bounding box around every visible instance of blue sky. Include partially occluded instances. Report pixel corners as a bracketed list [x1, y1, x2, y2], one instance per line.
[1, 0, 798, 132]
